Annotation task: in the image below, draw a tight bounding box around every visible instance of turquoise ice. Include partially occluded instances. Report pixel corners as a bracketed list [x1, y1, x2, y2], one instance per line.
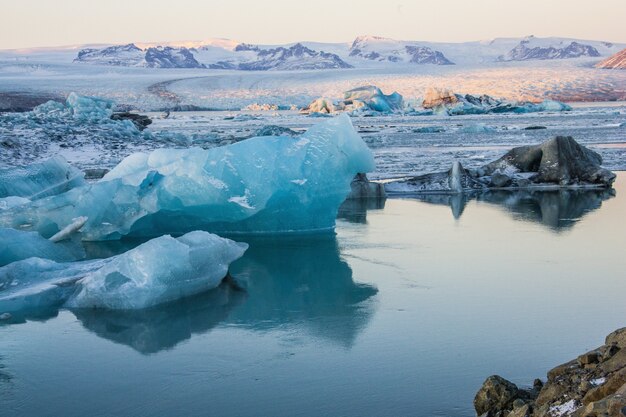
[0, 156, 86, 200]
[0, 231, 247, 312]
[0, 114, 375, 240]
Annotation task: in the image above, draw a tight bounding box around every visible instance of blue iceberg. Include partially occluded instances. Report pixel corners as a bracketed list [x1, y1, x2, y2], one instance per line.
[0, 156, 86, 200]
[0, 115, 375, 240]
[0, 231, 247, 313]
[343, 86, 404, 113]
[0, 228, 86, 267]
[303, 86, 404, 115]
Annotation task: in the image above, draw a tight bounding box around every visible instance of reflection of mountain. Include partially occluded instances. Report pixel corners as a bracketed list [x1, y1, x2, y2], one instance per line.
[72, 284, 245, 355]
[411, 189, 614, 230]
[229, 235, 378, 347]
[71, 235, 377, 353]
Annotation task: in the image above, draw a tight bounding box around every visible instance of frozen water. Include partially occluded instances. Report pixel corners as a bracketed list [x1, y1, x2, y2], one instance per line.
[66, 231, 247, 309]
[343, 86, 404, 113]
[0, 156, 86, 199]
[0, 231, 247, 312]
[0, 228, 85, 266]
[460, 123, 496, 133]
[0, 115, 374, 240]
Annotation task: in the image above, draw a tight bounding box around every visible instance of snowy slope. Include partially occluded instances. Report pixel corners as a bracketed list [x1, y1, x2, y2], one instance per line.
[74, 44, 205, 68]
[596, 48, 626, 69]
[200, 43, 352, 70]
[497, 36, 617, 61]
[348, 36, 454, 65]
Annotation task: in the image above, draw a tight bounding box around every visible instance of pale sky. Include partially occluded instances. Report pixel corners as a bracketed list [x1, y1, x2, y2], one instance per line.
[2, 0, 625, 49]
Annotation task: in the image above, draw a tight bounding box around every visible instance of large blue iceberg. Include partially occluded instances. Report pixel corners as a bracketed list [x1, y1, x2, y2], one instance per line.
[0, 115, 375, 240]
[0, 231, 247, 313]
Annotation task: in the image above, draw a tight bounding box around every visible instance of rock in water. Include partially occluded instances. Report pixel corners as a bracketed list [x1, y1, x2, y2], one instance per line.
[0, 156, 86, 200]
[474, 327, 626, 417]
[110, 112, 152, 131]
[345, 173, 386, 200]
[474, 375, 535, 416]
[0, 231, 247, 312]
[481, 136, 616, 187]
[384, 137, 616, 194]
[0, 115, 375, 240]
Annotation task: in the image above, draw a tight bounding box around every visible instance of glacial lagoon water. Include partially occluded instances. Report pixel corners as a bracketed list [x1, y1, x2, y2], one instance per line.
[1, 175, 626, 417]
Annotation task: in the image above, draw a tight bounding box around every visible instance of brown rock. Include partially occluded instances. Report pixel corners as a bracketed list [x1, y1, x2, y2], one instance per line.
[475, 375, 524, 416]
[607, 328, 626, 349]
[583, 368, 626, 404]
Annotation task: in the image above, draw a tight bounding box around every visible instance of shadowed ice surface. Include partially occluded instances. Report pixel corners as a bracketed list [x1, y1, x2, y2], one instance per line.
[0, 175, 625, 417]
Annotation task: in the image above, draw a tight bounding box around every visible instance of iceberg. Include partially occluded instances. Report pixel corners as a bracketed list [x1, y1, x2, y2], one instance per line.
[303, 86, 404, 115]
[0, 231, 247, 313]
[0, 156, 86, 200]
[420, 87, 572, 116]
[343, 86, 404, 113]
[0, 228, 85, 266]
[0, 115, 375, 240]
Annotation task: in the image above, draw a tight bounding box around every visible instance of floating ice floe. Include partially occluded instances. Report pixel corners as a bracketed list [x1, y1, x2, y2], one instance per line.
[0, 231, 247, 313]
[0, 114, 375, 240]
[302, 85, 571, 117]
[0, 93, 223, 167]
[0, 156, 86, 200]
[460, 123, 496, 133]
[303, 86, 404, 115]
[421, 87, 572, 116]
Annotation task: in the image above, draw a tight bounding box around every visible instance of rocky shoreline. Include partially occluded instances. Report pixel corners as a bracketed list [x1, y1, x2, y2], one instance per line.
[475, 328, 626, 417]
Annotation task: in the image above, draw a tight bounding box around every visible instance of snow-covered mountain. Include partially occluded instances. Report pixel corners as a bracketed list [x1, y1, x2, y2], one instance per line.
[498, 36, 613, 61]
[14, 35, 626, 71]
[348, 36, 454, 65]
[208, 43, 352, 70]
[75, 44, 205, 68]
[596, 48, 626, 69]
[75, 44, 145, 66]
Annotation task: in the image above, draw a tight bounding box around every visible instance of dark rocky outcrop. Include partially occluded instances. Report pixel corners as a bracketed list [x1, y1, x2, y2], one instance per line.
[345, 173, 386, 200]
[110, 112, 152, 131]
[474, 328, 626, 417]
[384, 137, 616, 195]
[385, 161, 486, 195]
[479, 136, 616, 187]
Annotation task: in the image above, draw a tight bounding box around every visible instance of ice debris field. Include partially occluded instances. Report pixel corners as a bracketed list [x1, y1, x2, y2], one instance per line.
[0, 88, 625, 318]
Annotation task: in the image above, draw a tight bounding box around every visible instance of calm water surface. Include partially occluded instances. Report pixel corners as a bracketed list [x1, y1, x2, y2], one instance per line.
[1, 175, 626, 417]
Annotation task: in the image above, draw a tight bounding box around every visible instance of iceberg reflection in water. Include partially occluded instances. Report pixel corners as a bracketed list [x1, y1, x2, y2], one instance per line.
[56, 235, 377, 353]
[410, 188, 615, 230]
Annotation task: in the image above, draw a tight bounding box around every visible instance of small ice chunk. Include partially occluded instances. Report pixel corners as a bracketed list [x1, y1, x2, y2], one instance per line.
[0, 231, 248, 312]
[49, 216, 88, 242]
